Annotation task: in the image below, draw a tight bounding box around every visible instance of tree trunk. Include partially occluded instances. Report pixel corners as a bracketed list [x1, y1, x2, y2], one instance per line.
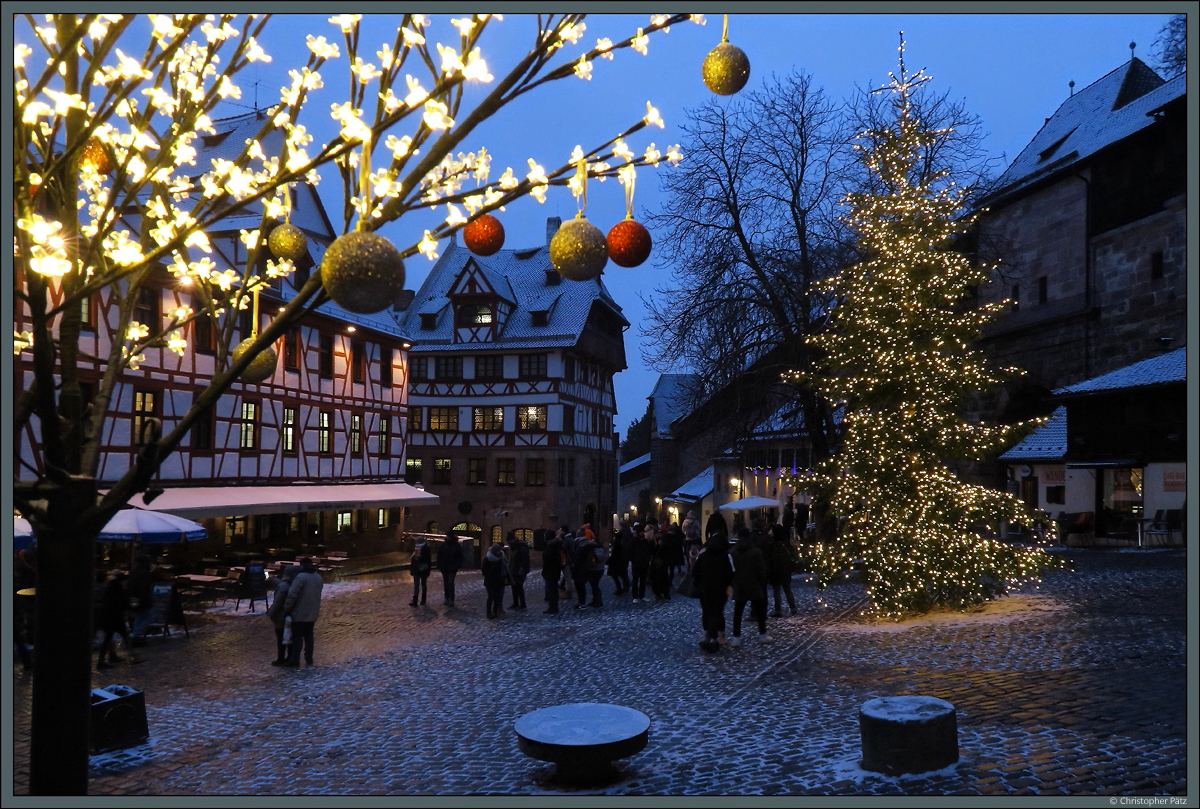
[30, 477, 98, 795]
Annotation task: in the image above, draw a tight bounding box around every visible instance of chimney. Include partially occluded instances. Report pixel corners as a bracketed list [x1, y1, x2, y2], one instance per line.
[546, 216, 562, 245]
[392, 289, 415, 312]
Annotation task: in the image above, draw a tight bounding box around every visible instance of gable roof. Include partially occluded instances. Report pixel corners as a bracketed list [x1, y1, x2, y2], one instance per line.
[398, 237, 627, 353]
[1054, 346, 1186, 397]
[999, 407, 1068, 463]
[982, 58, 1184, 204]
[648, 373, 700, 436]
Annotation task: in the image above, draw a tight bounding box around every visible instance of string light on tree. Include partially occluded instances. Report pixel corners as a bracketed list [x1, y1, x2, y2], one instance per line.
[788, 34, 1063, 618]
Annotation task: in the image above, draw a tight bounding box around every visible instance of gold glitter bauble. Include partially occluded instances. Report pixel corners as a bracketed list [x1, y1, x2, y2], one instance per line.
[549, 216, 608, 281]
[319, 231, 406, 314]
[268, 223, 309, 262]
[80, 137, 113, 175]
[232, 338, 277, 384]
[702, 41, 751, 96]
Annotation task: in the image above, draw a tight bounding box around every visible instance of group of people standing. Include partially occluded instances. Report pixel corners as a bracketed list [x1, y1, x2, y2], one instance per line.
[402, 514, 801, 655]
[690, 517, 800, 652]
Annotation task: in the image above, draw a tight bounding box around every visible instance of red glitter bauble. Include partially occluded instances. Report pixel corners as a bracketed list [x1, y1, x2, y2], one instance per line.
[463, 214, 505, 256]
[606, 218, 652, 268]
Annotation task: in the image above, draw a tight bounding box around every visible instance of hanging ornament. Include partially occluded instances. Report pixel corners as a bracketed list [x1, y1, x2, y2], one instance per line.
[232, 338, 277, 384]
[463, 213, 505, 256]
[607, 167, 652, 268]
[607, 219, 652, 268]
[319, 130, 407, 314]
[552, 217, 607, 281]
[321, 231, 407, 314]
[550, 156, 607, 281]
[268, 223, 308, 262]
[702, 15, 750, 96]
[80, 136, 114, 175]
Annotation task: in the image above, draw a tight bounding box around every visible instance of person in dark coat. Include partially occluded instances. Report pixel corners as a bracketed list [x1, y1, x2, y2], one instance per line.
[507, 533, 531, 609]
[409, 536, 432, 606]
[266, 565, 298, 665]
[691, 534, 734, 653]
[96, 570, 139, 669]
[664, 522, 686, 582]
[729, 527, 770, 645]
[481, 543, 509, 619]
[607, 521, 631, 595]
[541, 527, 564, 614]
[576, 528, 605, 608]
[705, 510, 729, 542]
[648, 526, 673, 601]
[769, 524, 798, 617]
[569, 527, 590, 609]
[629, 523, 653, 603]
[126, 553, 155, 642]
[436, 531, 464, 607]
[282, 557, 323, 668]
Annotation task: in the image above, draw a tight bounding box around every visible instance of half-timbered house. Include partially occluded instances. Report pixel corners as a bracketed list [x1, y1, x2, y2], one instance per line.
[397, 217, 625, 553]
[13, 110, 437, 563]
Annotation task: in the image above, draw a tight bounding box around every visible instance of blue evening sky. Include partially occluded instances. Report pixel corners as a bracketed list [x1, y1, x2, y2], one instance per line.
[34, 10, 1183, 438]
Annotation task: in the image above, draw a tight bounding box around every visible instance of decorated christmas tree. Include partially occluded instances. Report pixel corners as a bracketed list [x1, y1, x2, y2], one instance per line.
[792, 38, 1063, 617]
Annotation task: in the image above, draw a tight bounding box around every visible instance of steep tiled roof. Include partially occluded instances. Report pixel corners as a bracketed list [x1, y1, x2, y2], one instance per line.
[190, 112, 408, 341]
[1054, 346, 1186, 397]
[999, 407, 1067, 462]
[398, 237, 626, 352]
[983, 59, 1183, 204]
[649, 373, 700, 435]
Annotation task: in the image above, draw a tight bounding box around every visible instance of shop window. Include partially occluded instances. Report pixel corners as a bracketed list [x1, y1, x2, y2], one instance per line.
[1045, 485, 1065, 505]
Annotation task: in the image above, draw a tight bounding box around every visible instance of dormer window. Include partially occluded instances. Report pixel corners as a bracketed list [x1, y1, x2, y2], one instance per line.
[531, 310, 549, 327]
[419, 313, 437, 330]
[544, 269, 561, 286]
[456, 304, 493, 326]
[1038, 127, 1076, 162]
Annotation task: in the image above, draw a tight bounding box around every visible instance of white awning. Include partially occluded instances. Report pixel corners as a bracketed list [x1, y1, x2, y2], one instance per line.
[125, 482, 439, 519]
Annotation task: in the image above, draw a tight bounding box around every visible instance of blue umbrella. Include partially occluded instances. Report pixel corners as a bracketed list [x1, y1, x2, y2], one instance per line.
[12, 508, 206, 548]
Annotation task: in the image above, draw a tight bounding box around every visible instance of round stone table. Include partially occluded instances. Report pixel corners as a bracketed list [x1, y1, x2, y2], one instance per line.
[515, 702, 650, 784]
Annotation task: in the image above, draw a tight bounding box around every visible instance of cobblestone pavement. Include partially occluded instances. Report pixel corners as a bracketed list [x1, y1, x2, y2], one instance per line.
[8, 547, 1193, 799]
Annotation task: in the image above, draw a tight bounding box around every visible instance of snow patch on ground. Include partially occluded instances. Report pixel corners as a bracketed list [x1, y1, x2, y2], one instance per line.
[826, 594, 1065, 634]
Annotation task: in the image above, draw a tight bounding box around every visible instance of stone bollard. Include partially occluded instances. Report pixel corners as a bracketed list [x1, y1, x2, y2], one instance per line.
[859, 695, 958, 776]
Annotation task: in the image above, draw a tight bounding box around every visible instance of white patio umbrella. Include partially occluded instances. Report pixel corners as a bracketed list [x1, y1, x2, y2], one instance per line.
[12, 508, 206, 547]
[717, 495, 780, 512]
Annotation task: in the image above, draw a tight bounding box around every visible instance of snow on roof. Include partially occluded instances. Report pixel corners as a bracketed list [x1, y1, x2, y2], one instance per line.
[999, 407, 1067, 463]
[1054, 346, 1186, 396]
[985, 59, 1183, 204]
[619, 452, 651, 474]
[668, 466, 713, 501]
[397, 238, 626, 353]
[649, 373, 699, 435]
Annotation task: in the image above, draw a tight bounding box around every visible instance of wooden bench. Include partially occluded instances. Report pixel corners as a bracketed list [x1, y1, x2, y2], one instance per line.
[515, 702, 650, 785]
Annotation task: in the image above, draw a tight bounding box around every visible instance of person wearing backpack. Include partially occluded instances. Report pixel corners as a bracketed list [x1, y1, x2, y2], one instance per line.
[576, 526, 606, 608]
[769, 524, 798, 617]
[409, 536, 432, 607]
[541, 527, 564, 614]
[506, 532, 531, 610]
